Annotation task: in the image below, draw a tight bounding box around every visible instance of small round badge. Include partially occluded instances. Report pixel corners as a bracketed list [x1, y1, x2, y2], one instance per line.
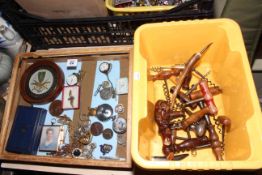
[113, 117, 127, 134]
[72, 148, 82, 158]
[100, 144, 112, 155]
[49, 100, 63, 116]
[102, 128, 113, 140]
[115, 104, 125, 114]
[90, 122, 103, 136]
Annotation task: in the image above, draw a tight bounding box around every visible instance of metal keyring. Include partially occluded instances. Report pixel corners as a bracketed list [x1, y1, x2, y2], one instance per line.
[51, 118, 57, 125]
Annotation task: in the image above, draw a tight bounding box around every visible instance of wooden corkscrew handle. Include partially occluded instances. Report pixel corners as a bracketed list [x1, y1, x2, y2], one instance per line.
[217, 115, 231, 132]
[152, 68, 181, 81]
[207, 124, 223, 160]
[199, 80, 218, 115]
[174, 136, 211, 152]
[181, 107, 210, 130]
[190, 86, 222, 100]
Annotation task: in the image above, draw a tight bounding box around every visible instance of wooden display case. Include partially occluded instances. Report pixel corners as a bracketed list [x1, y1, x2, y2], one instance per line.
[0, 46, 133, 168]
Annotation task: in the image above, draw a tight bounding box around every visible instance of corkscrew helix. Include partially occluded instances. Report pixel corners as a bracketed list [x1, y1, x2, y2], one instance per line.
[193, 69, 217, 88]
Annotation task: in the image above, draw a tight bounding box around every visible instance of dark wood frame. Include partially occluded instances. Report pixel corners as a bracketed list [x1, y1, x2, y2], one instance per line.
[20, 60, 64, 104]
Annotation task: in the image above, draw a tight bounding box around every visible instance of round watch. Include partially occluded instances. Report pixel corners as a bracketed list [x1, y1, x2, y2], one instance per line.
[66, 73, 79, 86]
[96, 104, 114, 121]
[20, 60, 64, 104]
[113, 116, 127, 134]
[99, 62, 111, 74]
[100, 87, 114, 100]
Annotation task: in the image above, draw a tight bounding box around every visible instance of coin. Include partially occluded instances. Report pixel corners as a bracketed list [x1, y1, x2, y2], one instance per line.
[102, 128, 113, 140]
[49, 100, 63, 116]
[113, 117, 127, 134]
[90, 122, 103, 136]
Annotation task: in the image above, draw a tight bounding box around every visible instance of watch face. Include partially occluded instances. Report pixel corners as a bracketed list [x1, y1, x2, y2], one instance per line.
[66, 74, 78, 86]
[20, 60, 64, 104]
[99, 62, 111, 73]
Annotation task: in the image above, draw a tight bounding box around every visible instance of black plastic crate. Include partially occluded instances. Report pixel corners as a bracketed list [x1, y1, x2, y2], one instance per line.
[1, 0, 213, 50]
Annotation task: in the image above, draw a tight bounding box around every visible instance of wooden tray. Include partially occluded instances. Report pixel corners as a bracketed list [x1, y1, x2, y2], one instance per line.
[0, 46, 133, 168]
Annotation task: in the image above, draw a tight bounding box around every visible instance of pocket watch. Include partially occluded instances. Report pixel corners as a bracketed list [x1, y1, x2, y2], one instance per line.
[94, 81, 114, 100]
[66, 73, 79, 86]
[20, 60, 64, 104]
[96, 104, 114, 121]
[113, 116, 127, 134]
[99, 62, 111, 74]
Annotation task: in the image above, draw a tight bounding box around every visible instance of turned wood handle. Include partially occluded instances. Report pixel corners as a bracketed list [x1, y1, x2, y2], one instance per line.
[152, 68, 181, 81]
[217, 115, 231, 132]
[182, 73, 192, 90]
[177, 91, 198, 109]
[207, 125, 223, 160]
[199, 80, 218, 115]
[171, 53, 202, 108]
[174, 136, 210, 152]
[190, 86, 222, 100]
[181, 107, 210, 130]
